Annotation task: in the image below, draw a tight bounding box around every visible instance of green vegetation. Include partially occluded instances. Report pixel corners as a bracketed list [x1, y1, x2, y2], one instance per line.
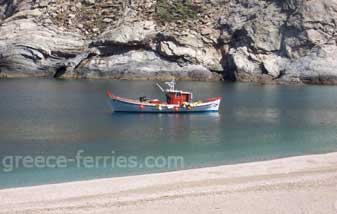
[155, 0, 200, 23]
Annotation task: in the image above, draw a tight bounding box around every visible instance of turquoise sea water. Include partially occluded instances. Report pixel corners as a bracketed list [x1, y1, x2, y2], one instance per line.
[0, 79, 337, 189]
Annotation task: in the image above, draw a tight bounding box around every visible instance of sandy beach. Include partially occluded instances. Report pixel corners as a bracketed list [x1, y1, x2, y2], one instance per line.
[1, 153, 337, 214]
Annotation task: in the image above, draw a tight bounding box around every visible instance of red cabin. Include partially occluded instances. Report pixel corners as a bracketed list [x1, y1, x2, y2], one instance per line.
[166, 91, 192, 105]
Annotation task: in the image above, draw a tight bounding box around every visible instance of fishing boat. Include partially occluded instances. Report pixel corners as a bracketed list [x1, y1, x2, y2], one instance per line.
[106, 80, 221, 113]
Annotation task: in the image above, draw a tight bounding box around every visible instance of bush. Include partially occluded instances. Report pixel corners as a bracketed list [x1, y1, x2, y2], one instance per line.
[155, 0, 200, 23]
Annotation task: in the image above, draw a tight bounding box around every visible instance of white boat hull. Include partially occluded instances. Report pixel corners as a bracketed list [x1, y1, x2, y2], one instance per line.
[108, 96, 221, 113]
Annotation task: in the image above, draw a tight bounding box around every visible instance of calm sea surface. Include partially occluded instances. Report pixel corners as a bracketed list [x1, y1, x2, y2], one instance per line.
[0, 79, 337, 189]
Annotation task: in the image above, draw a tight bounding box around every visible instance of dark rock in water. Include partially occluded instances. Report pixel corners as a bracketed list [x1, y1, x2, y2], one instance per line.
[0, 0, 336, 84]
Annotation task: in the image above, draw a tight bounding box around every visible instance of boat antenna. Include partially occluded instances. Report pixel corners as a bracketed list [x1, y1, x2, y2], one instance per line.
[165, 79, 175, 91]
[156, 83, 164, 92]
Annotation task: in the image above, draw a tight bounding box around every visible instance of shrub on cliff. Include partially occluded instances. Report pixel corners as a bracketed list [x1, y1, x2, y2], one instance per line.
[155, 0, 200, 23]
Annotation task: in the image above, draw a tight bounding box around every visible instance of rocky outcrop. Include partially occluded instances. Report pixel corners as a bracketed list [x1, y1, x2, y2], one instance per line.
[287, 45, 337, 84]
[75, 50, 217, 80]
[0, 16, 86, 77]
[0, 0, 336, 83]
[220, 0, 337, 84]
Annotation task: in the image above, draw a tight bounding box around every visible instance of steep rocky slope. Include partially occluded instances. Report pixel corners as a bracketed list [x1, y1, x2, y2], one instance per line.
[0, 0, 336, 83]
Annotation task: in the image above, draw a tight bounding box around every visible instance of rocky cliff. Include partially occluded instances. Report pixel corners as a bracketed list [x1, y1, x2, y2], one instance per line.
[0, 0, 336, 83]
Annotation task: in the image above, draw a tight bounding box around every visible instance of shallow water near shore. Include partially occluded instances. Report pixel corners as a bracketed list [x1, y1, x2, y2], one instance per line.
[1, 79, 337, 189]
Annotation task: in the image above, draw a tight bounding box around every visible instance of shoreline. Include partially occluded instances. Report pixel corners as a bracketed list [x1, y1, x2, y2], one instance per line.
[3, 74, 334, 86]
[0, 73, 224, 82]
[0, 76, 224, 83]
[0, 75, 307, 85]
[1, 152, 337, 213]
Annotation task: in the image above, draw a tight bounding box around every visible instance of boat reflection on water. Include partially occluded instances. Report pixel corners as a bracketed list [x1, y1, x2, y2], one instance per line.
[109, 112, 222, 146]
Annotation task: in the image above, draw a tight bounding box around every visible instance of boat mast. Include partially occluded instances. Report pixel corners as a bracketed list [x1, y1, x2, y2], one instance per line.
[156, 83, 165, 92]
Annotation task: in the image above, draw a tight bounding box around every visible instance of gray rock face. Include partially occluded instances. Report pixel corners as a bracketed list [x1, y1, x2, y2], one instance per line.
[230, 47, 262, 81]
[73, 50, 218, 80]
[219, 0, 337, 84]
[157, 33, 223, 72]
[0, 0, 336, 84]
[286, 45, 337, 84]
[0, 16, 86, 77]
[95, 21, 157, 46]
